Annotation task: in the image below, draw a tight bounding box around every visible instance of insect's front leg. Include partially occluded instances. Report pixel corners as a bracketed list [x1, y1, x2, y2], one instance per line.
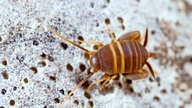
[86, 74, 108, 92]
[86, 74, 118, 92]
[76, 39, 104, 48]
[100, 74, 118, 91]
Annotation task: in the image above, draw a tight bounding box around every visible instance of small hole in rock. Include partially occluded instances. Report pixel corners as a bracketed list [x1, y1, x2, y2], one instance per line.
[77, 36, 84, 42]
[9, 31, 13, 35]
[48, 55, 54, 62]
[30, 67, 38, 74]
[145, 87, 151, 93]
[137, 93, 142, 97]
[128, 87, 134, 93]
[16, 56, 24, 63]
[9, 100, 15, 106]
[77, 36, 84, 44]
[33, 40, 39, 46]
[189, 57, 192, 62]
[18, 33, 22, 37]
[84, 52, 90, 60]
[82, 80, 90, 89]
[59, 89, 65, 95]
[96, 23, 99, 27]
[54, 98, 60, 103]
[58, 18, 61, 22]
[41, 53, 47, 58]
[84, 92, 91, 99]
[117, 17, 124, 23]
[49, 76, 56, 81]
[151, 30, 156, 35]
[79, 64, 86, 72]
[2, 60, 7, 66]
[87, 68, 91, 74]
[105, 18, 110, 24]
[106, 0, 110, 3]
[88, 100, 94, 107]
[90, 2, 94, 8]
[60, 42, 68, 50]
[2, 71, 8, 79]
[68, 90, 73, 96]
[93, 45, 99, 50]
[156, 77, 161, 86]
[126, 79, 132, 84]
[82, 102, 85, 107]
[153, 96, 160, 101]
[13, 86, 17, 91]
[23, 78, 28, 83]
[161, 89, 167, 94]
[121, 25, 125, 30]
[66, 64, 73, 71]
[149, 77, 154, 82]
[1, 89, 7, 95]
[39, 61, 46, 67]
[74, 100, 79, 105]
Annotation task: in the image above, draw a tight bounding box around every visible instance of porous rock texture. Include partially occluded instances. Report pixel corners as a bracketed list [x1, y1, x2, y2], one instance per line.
[0, 0, 192, 108]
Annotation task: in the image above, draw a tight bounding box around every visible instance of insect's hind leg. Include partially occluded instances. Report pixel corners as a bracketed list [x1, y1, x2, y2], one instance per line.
[123, 70, 148, 80]
[145, 61, 155, 79]
[118, 31, 141, 41]
[143, 28, 148, 47]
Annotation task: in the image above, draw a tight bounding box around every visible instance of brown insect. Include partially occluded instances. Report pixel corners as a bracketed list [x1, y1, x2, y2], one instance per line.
[49, 18, 156, 107]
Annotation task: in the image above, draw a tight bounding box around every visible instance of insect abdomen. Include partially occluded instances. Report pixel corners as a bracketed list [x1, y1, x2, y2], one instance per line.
[96, 40, 148, 74]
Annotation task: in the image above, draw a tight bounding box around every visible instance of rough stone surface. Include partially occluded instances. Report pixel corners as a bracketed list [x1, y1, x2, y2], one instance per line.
[0, 0, 192, 108]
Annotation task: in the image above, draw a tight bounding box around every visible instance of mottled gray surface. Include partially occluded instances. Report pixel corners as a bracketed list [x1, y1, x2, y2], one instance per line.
[0, 0, 192, 108]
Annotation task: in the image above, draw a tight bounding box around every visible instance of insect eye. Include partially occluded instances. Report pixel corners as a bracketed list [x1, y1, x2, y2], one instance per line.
[90, 54, 100, 70]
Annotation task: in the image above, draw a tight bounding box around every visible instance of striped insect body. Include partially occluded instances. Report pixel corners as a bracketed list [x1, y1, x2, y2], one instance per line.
[49, 18, 156, 108]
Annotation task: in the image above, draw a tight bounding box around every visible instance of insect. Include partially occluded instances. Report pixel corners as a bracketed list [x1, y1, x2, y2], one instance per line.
[49, 18, 156, 107]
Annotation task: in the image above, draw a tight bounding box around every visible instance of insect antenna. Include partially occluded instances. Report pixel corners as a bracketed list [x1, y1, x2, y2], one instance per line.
[49, 27, 94, 55]
[60, 70, 97, 108]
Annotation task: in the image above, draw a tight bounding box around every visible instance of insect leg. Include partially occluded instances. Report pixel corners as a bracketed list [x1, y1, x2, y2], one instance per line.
[143, 28, 148, 47]
[49, 27, 94, 55]
[145, 61, 155, 79]
[100, 74, 118, 91]
[60, 70, 97, 108]
[86, 74, 108, 92]
[105, 18, 116, 43]
[123, 70, 148, 80]
[118, 31, 141, 41]
[76, 39, 104, 47]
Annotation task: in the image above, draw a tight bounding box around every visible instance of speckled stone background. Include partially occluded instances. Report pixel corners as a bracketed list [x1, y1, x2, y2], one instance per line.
[0, 0, 192, 108]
